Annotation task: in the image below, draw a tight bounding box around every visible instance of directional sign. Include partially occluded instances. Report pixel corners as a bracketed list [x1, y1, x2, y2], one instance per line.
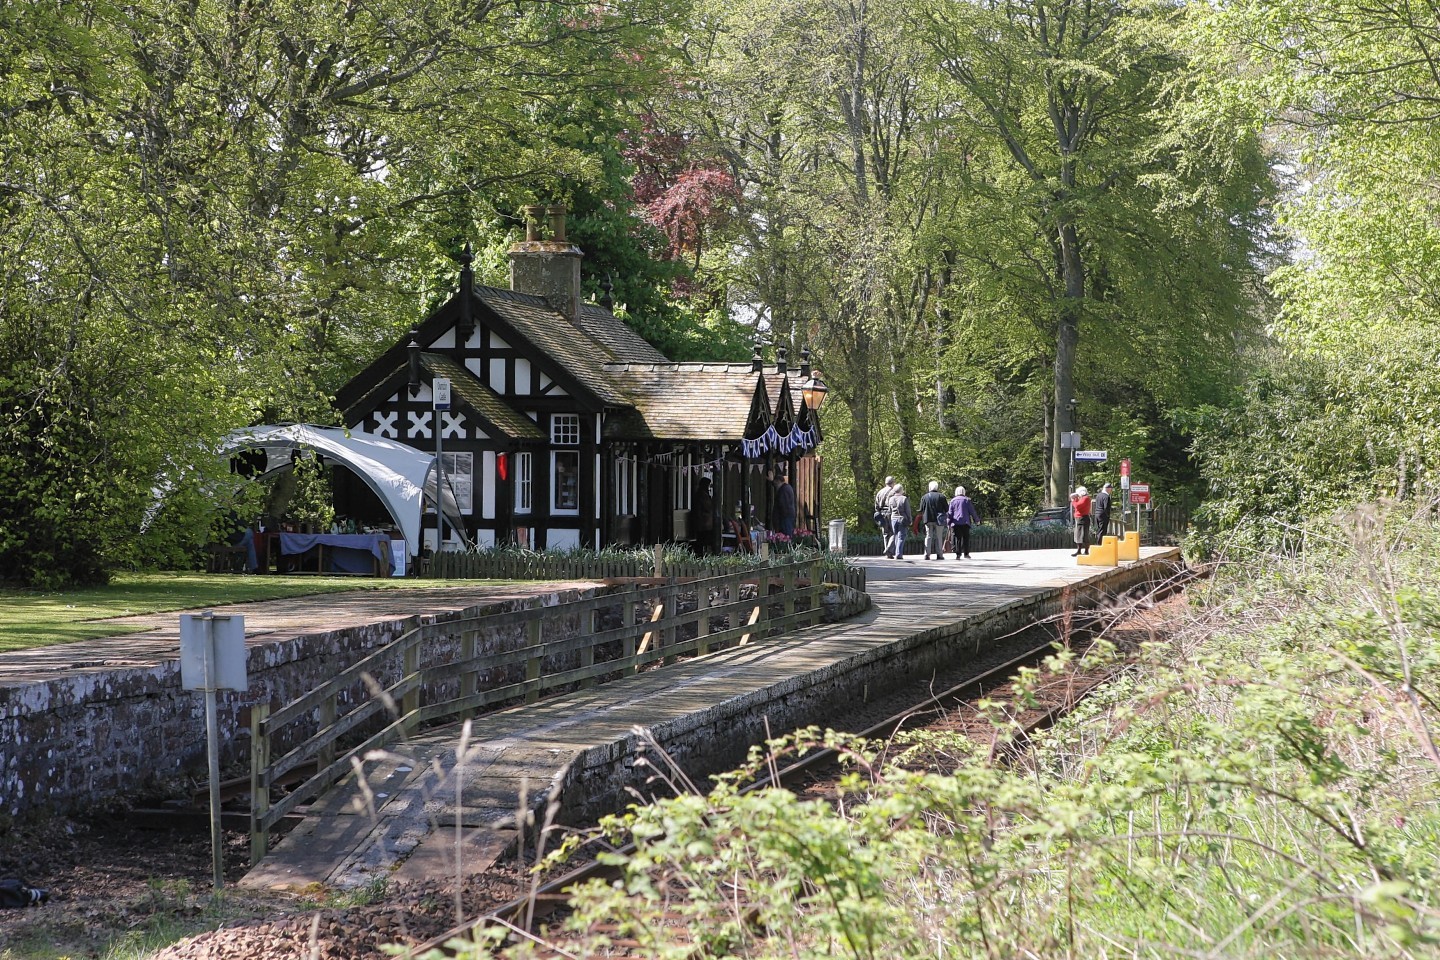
[1074, 449, 1108, 462]
[1129, 482, 1151, 505]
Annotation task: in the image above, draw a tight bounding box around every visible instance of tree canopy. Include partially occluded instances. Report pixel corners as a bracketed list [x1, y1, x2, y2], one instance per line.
[9, 0, 1423, 583]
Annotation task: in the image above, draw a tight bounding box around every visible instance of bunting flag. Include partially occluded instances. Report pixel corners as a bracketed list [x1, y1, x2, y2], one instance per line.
[740, 374, 775, 459]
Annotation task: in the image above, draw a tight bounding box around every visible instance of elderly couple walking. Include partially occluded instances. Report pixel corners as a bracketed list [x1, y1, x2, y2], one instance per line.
[874, 477, 981, 561]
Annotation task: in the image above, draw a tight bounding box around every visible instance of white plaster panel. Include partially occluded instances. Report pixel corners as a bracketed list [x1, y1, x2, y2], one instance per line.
[515, 358, 532, 394]
[489, 358, 506, 393]
[482, 451, 497, 519]
[489, 332, 510, 349]
[548, 528, 580, 550]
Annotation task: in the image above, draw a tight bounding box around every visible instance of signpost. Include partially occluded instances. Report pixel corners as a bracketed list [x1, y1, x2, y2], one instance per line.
[180, 612, 248, 892]
[433, 377, 451, 551]
[1061, 431, 1080, 493]
[1074, 449, 1107, 463]
[1128, 483, 1151, 505]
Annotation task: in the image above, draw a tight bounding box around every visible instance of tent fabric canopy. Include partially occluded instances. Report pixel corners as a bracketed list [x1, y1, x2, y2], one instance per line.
[221, 424, 466, 558]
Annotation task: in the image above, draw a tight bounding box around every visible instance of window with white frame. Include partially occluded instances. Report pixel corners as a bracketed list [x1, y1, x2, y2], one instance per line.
[552, 451, 580, 513]
[672, 451, 692, 509]
[441, 452, 474, 513]
[551, 413, 581, 446]
[615, 451, 637, 516]
[514, 451, 533, 513]
[550, 414, 581, 514]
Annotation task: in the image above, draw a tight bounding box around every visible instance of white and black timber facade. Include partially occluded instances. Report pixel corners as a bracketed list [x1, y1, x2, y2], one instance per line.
[334, 207, 824, 555]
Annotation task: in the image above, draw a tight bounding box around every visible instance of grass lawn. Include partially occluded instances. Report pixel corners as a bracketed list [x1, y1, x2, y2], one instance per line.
[0, 571, 496, 652]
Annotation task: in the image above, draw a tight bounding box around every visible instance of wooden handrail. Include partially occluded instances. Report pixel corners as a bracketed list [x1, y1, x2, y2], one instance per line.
[250, 559, 856, 859]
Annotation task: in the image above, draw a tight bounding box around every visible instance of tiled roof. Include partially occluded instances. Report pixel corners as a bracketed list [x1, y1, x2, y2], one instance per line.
[603, 364, 807, 440]
[421, 354, 546, 440]
[473, 288, 633, 404]
[576, 305, 669, 363]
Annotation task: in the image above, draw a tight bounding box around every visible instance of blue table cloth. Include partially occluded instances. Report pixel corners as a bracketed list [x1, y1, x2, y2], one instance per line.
[277, 533, 392, 575]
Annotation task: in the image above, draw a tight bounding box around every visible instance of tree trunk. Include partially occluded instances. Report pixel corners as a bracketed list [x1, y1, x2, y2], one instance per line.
[1048, 216, 1084, 506]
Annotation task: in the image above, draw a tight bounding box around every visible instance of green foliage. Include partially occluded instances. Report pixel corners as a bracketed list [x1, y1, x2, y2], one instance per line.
[0, 0, 696, 586]
[1182, 1, 1440, 538]
[1182, 334, 1440, 553]
[486, 509, 1440, 959]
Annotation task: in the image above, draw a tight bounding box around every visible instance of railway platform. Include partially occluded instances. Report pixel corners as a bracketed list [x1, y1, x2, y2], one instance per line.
[239, 546, 1183, 893]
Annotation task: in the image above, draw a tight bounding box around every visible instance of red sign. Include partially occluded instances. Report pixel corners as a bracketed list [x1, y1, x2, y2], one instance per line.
[1129, 482, 1150, 505]
[1120, 458, 1131, 478]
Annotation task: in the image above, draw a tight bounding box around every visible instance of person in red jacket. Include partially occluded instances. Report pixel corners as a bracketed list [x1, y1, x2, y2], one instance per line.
[1069, 486, 1093, 556]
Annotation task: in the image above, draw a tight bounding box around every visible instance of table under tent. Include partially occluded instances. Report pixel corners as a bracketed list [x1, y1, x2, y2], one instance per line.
[219, 424, 468, 576]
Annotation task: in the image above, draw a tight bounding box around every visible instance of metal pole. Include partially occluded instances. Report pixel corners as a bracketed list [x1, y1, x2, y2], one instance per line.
[202, 612, 224, 892]
[435, 418, 446, 551]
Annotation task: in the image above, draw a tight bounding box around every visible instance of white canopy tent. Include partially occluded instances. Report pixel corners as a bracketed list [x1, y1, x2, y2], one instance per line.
[221, 424, 468, 559]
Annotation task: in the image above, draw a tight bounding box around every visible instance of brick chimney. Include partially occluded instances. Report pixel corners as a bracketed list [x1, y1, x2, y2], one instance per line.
[508, 204, 582, 323]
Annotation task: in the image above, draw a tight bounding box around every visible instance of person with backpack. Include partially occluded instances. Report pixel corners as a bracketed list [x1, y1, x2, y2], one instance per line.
[884, 482, 913, 559]
[873, 475, 895, 547]
[918, 481, 950, 560]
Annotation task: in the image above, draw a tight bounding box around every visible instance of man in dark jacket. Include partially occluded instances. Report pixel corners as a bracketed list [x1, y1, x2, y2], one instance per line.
[1094, 482, 1114, 541]
[918, 481, 950, 559]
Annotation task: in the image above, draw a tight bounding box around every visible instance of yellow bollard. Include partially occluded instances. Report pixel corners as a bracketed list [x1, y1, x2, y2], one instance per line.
[1078, 535, 1119, 566]
[1116, 531, 1140, 561]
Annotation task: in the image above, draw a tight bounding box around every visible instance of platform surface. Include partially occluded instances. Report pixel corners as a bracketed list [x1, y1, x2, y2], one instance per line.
[239, 546, 1181, 891]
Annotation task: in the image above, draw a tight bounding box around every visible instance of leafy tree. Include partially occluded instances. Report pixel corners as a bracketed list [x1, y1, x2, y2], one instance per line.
[1182, 1, 1440, 538]
[913, 0, 1272, 505]
[0, 0, 684, 586]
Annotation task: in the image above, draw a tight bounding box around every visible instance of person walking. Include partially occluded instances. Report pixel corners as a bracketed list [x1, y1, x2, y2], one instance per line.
[885, 482, 913, 559]
[918, 481, 949, 559]
[947, 485, 981, 559]
[873, 475, 895, 550]
[1069, 485, 1093, 556]
[1093, 482, 1114, 542]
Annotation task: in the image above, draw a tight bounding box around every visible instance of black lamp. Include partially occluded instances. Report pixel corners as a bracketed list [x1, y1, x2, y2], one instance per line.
[801, 372, 828, 411]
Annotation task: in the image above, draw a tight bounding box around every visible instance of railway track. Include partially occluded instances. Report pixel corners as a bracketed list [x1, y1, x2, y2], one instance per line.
[403, 625, 1126, 959]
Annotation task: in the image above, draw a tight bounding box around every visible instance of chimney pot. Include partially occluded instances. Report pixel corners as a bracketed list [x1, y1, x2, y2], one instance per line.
[548, 204, 567, 242]
[523, 204, 545, 241]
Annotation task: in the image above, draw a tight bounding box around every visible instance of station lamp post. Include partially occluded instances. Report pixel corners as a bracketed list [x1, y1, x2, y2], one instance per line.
[801, 373, 828, 412]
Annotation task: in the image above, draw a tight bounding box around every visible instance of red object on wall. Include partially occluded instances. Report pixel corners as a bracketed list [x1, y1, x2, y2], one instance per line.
[497, 452, 509, 481]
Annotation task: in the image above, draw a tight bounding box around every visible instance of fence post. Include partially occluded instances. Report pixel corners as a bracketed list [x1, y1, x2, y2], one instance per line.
[653, 543, 664, 578]
[402, 641, 420, 732]
[696, 581, 712, 656]
[249, 702, 271, 866]
[580, 606, 596, 689]
[317, 696, 336, 770]
[619, 597, 636, 669]
[783, 564, 796, 627]
[461, 628, 478, 715]
[525, 617, 543, 703]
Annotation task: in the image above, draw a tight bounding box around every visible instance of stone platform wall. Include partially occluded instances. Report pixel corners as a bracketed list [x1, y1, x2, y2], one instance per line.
[0, 589, 597, 820]
[555, 554, 1185, 827]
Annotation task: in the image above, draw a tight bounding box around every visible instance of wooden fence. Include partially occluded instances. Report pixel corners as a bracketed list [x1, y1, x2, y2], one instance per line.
[432, 545, 866, 594]
[248, 559, 856, 862]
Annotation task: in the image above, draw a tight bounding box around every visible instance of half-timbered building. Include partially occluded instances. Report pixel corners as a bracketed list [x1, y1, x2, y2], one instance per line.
[333, 208, 826, 558]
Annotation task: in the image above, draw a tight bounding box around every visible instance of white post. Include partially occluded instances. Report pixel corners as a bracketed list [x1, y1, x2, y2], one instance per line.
[202, 612, 224, 892]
